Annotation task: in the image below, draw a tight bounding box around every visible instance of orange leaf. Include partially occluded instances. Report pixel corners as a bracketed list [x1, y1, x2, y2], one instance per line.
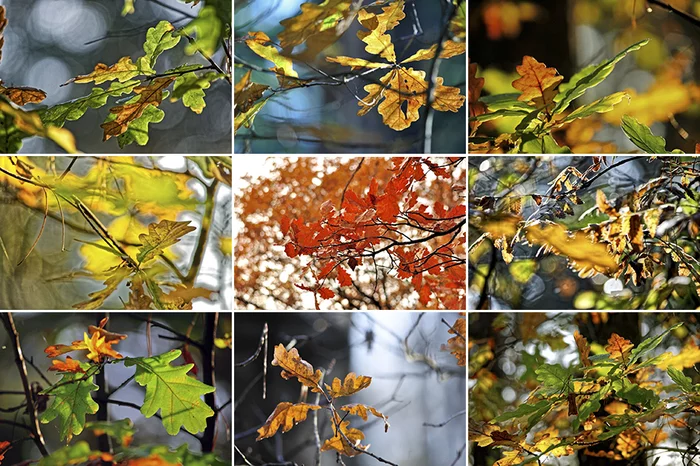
[0, 440, 11, 463]
[340, 403, 390, 431]
[49, 356, 85, 374]
[321, 412, 369, 457]
[271, 344, 323, 392]
[512, 56, 562, 111]
[574, 331, 592, 367]
[280, 215, 291, 235]
[318, 287, 334, 299]
[125, 454, 179, 466]
[337, 266, 352, 287]
[605, 333, 634, 361]
[0, 85, 46, 106]
[325, 372, 372, 398]
[284, 242, 298, 258]
[256, 402, 321, 440]
[469, 60, 487, 133]
[445, 316, 466, 367]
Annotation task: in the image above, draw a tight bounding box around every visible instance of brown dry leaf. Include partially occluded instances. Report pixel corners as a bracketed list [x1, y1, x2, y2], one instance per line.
[321, 413, 369, 457]
[124, 277, 154, 310]
[627, 213, 644, 253]
[256, 402, 321, 440]
[234, 70, 269, 116]
[596, 190, 618, 217]
[88, 317, 127, 343]
[512, 56, 562, 112]
[325, 372, 372, 398]
[271, 344, 323, 392]
[446, 315, 466, 366]
[0, 85, 47, 106]
[605, 333, 634, 361]
[574, 331, 592, 367]
[101, 77, 175, 140]
[469, 60, 487, 133]
[356, 0, 406, 63]
[402, 40, 467, 63]
[340, 403, 390, 431]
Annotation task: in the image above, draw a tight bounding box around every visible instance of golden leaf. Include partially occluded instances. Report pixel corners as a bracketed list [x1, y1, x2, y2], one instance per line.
[70, 56, 141, 85]
[356, 0, 406, 63]
[401, 40, 466, 63]
[605, 333, 634, 361]
[256, 402, 321, 440]
[656, 341, 700, 370]
[278, 0, 353, 50]
[101, 77, 175, 140]
[512, 55, 562, 111]
[574, 331, 592, 367]
[340, 404, 390, 431]
[271, 344, 323, 392]
[325, 372, 372, 398]
[137, 219, 196, 264]
[321, 412, 369, 457]
[245, 31, 298, 80]
[48, 356, 86, 374]
[445, 316, 466, 366]
[524, 222, 619, 277]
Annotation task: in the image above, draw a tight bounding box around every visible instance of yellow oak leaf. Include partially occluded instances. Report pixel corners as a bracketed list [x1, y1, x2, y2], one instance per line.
[245, 31, 298, 80]
[278, 0, 353, 50]
[0, 100, 78, 153]
[0, 85, 46, 106]
[340, 404, 389, 431]
[494, 449, 524, 466]
[656, 340, 700, 370]
[358, 67, 425, 131]
[512, 55, 562, 112]
[401, 40, 467, 63]
[256, 402, 321, 440]
[325, 372, 372, 398]
[356, 0, 405, 63]
[524, 222, 619, 277]
[325, 56, 391, 70]
[84, 331, 124, 362]
[432, 78, 467, 112]
[446, 315, 466, 366]
[234, 70, 269, 117]
[271, 344, 323, 392]
[136, 219, 196, 264]
[100, 77, 175, 140]
[321, 413, 369, 457]
[71, 56, 141, 85]
[605, 333, 634, 361]
[45, 323, 126, 363]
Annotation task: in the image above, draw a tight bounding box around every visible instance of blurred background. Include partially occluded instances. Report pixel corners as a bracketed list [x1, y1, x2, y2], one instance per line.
[469, 0, 700, 153]
[234, 0, 466, 154]
[0, 312, 232, 463]
[0, 156, 232, 310]
[468, 311, 700, 466]
[0, 0, 231, 153]
[234, 312, 466, 466]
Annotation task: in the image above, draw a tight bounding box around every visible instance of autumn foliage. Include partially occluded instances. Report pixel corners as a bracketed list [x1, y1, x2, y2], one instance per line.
[235, 157, 466, 310]
[469, 312, 700, 465]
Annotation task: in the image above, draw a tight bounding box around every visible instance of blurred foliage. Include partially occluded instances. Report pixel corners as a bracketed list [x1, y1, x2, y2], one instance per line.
[469, 155, 700, 310]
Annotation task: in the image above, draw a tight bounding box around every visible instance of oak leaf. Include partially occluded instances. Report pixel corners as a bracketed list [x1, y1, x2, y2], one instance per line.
[272, 344, 323, 392]
[234, 70, 269, 116]
[256, 402, 322, 440]
[656, 341, 700, 370]
[49, 356, 86, 374]
[356, 0, 406, 62]
[574, 331, 592, 367]
[73, 264, 132, 310]
[402, 40, 466, 63]
[325, 372, 372, 398]
[137, 219, 196, 264]
[337, 266, 353, 287]
[0, 84, 46, 106]
[318, 287, 335, 299]
[340, 403, 389, 431]
[0, 441, 10, 463]
[71, 57, 142, 85]
[245, 31, 298, 80]
[512, 56, 562, 112]
[445, 315, 466, 367]
[605, 333, 634, 362]
[101, 77, 175, 141]
[321, 413, 369, 457]
[278, 0, 353, 51]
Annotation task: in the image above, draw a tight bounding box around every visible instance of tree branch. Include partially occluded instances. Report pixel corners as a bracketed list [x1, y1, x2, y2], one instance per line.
[200, 312, 219, 452]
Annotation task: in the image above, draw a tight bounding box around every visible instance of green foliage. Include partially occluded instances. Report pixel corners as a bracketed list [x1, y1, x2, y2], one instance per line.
[40, 363, 100, 442]
[137, 219, 197, 265]
[36, 441, 105, 466]
[83, 419, 136, 447]
[124, 349, 215, 435]
[171, 71, 224, 114]
[668, 367, 694, 393]
[535, 363, 572, 394]
[181, 6, 223, 56]
[620, 115, 670, 154]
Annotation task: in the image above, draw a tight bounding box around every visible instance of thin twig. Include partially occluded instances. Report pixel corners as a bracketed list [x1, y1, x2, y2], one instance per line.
[340, 158, 365, 207]
[423, 409, 465, 427]
[1, 313, 49, 456]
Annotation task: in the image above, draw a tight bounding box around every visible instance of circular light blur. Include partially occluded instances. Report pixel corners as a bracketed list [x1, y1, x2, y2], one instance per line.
[30, 0, 107, 53]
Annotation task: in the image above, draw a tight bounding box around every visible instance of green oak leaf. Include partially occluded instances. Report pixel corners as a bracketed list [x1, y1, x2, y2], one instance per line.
[171, 71, 223, 114]
[628, 323, 683, 367]
[139, 21, 181, 73]
[136, 219, 196, 265]
[117, 104, 165, 148]
[621, 115, 669, 154]
[667, 367, 694, 393]
[41, 81, 139, 128]
[40, 362, 99, 442]
[492, 399, 550, 423]
[84, 419, 135, 447]
[535, 363, 572, 393]
[124, 349, 215, 435]
[181, 6, 222, 57]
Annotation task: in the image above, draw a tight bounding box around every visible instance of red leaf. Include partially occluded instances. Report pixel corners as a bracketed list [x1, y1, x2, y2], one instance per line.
[419, 285, 431, 306]
[0, 440, 12, 462]
[318, 287, 334, 299]
[281, 215, 291, 235]
[285, 242, 298, 258]
[319, 261, 336, 278]
[337, 266, 353, 287]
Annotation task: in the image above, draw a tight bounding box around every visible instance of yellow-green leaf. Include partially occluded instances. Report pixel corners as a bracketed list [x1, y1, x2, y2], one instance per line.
[137, 219, 196, 264]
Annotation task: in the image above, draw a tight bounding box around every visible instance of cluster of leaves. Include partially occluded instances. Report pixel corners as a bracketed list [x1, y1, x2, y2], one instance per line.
[469, 314, 700, 465]
[469, 39, 696, 154]
[235, 0, 465, 134]
[0, 156, 231, 310]
[469, 156, 700, 309]
[257, 344, 390, 459]
[0, 317, 225, 466]
[0, 1, 230, 153]
[444, 313, 466, 367]
[281, 157, 466, 310]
